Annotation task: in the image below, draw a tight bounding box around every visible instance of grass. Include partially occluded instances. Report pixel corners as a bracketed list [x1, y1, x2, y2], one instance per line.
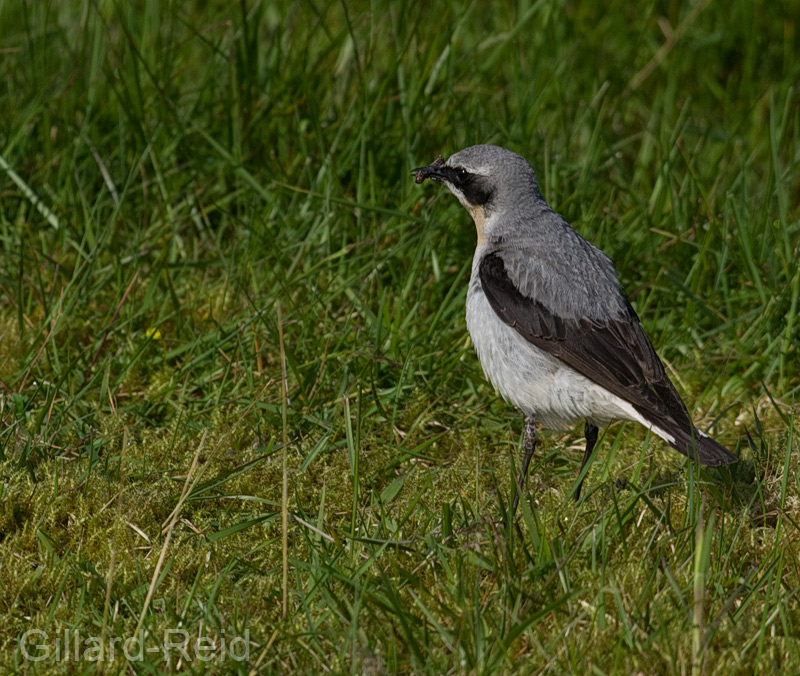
[0, 0, 798, 673]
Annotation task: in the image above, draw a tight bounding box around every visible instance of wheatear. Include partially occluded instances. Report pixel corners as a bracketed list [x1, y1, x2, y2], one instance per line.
[413, 145, 737, 510]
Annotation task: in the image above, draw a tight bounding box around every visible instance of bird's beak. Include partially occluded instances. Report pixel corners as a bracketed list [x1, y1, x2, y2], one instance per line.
[411, 155, 447, 184]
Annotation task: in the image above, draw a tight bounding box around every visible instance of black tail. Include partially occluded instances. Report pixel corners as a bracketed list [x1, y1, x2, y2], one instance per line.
[665, 425, 738, 467]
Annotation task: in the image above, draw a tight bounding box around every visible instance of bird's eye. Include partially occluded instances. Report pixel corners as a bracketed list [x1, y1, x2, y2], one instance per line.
[454, 167, 469, 182]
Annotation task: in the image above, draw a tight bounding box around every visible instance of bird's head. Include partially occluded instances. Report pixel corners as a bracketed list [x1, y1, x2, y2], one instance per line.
[412, 144, 541, 245]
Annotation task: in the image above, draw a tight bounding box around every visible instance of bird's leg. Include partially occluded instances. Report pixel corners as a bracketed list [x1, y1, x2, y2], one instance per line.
[512, 414, 537, 514]
[574, 422, 599, 501]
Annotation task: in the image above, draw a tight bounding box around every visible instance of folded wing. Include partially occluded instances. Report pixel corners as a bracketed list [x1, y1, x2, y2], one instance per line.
[479, 251, 737, 466]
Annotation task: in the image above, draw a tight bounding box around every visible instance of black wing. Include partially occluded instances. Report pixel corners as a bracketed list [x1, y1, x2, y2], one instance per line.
[479, 251, 737, 465]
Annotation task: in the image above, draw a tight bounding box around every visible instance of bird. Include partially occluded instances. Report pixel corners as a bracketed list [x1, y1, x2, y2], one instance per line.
[412, 145, 737, 511]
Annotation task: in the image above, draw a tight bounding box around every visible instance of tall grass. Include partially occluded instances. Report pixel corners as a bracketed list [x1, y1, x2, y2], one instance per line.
[0, 0, 797, 673]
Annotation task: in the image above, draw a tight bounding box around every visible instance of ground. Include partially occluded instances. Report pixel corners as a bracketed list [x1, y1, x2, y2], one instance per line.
[0, 1, 798, 674]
